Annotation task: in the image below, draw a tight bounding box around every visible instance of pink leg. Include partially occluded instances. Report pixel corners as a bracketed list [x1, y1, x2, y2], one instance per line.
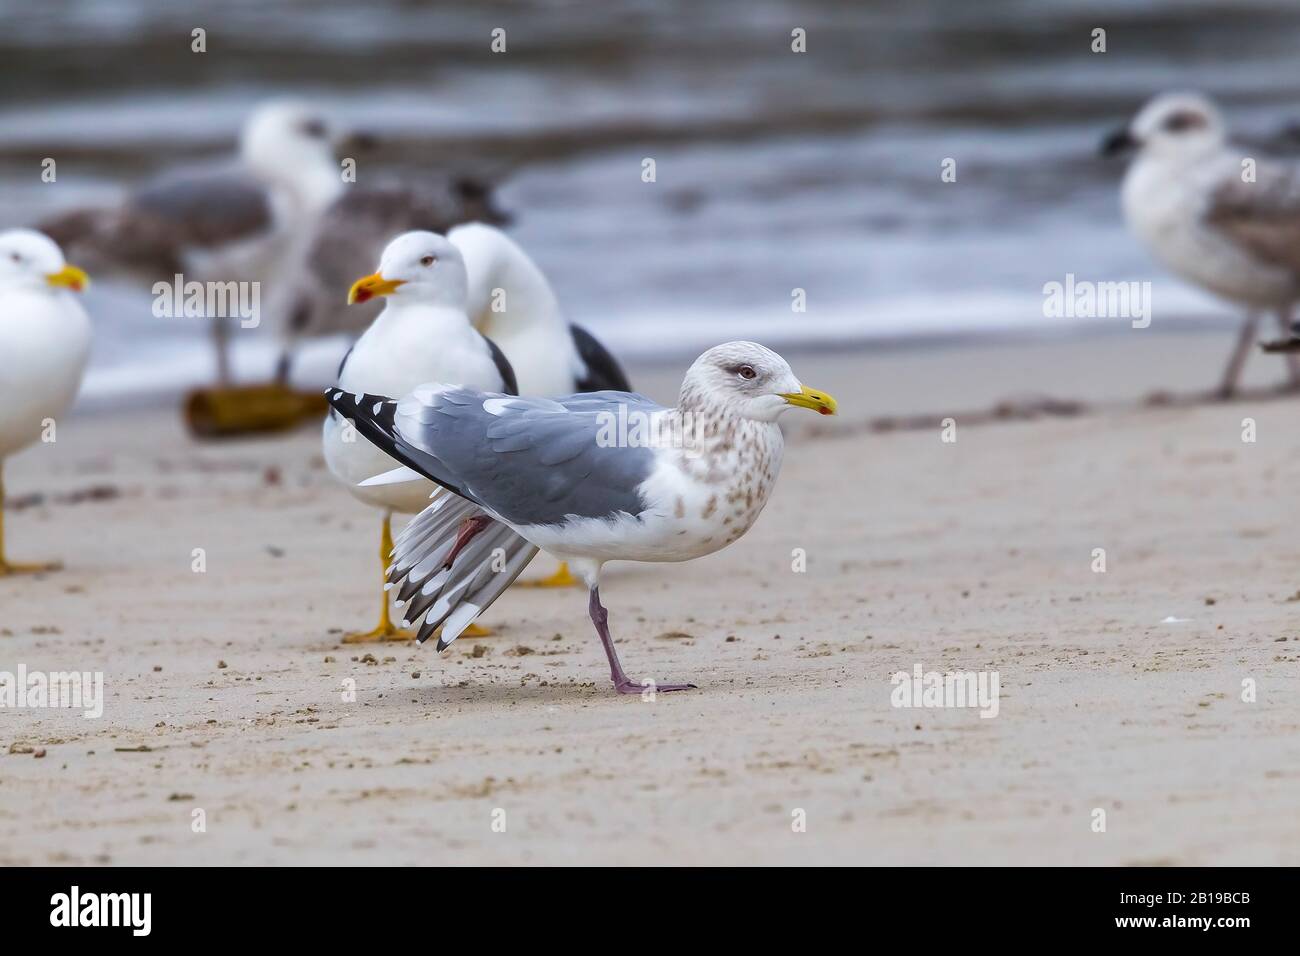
[588, 587, 696, 695]
[442, 515, 492, 569]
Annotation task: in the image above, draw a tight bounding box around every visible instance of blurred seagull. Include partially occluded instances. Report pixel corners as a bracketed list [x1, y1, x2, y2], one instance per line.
[41, 100, 347, 387]
[0, 230, 91, 576]
[323, 231, 515, 642]
[1103, 92, 1300, 397]
[326, 341, 837, 694]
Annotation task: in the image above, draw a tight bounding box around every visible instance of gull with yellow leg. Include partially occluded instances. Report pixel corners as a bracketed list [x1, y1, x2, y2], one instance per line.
[0, 230, 91, 576]
[323, 230, 516, 642]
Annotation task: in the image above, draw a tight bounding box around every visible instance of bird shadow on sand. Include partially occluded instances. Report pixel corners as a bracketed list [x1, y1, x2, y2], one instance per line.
[367, 675, 671, 710]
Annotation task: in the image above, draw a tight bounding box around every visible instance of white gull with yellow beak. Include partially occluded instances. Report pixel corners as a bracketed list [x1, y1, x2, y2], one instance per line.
[327, 341, 838, 693]
[0, 229, 91, 575]
[322, 230, 516, 641]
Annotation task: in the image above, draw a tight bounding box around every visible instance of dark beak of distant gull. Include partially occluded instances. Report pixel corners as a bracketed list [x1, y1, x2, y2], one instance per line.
[1100, 127, 1138, 158]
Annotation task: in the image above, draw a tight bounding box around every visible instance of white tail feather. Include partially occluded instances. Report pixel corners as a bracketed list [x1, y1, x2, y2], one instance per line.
[360, 465, 426, 487]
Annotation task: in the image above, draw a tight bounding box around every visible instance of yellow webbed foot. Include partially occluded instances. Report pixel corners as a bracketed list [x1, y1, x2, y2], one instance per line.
[518, 563, 581, 589]
[341, 622, 416, 644]
[1, 471, 62, 577]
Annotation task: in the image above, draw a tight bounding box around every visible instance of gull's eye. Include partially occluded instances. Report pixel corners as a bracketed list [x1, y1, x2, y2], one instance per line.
[420, 255, 436, 267]
[8, 252, 20, 263]
[301, 118, 328, 139]
[1163, 111, 1204, 133]
[737, 364, 757, 381]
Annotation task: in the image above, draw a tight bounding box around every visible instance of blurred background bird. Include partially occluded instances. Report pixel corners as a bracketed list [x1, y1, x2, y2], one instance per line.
[1102, 92, 1300, 397]
[39, 100, 348, 388]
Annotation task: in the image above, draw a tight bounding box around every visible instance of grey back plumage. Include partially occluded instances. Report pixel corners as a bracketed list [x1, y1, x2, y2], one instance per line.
[328, 385, 661, 529]
[396, 387, 660, 527]
[1206, 154, 1300, 277]
[37, 162, 274, 278]
[130, 165, 275, 246]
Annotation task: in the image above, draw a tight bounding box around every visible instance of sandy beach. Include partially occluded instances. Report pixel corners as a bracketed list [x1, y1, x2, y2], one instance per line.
[2, 327, 1299, 866]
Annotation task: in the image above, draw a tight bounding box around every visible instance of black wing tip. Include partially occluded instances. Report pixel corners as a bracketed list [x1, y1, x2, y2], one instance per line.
[570, 323, 632, 393]
[324, 388, 397, 416]
[482, 334, 519, 396]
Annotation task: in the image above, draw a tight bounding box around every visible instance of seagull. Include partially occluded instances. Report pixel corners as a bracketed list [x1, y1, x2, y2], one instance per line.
[323, 230, 516, 642]
[451, 223, 630, 397]
[280, 222, 625, 409]
[273, 181, 508, 383]
[448, 222, 633, 588]
[0, 230, 91, 576]
[1102, 92, 1300, 397]
[39, 100, 347, 387]
[325, 341, 837, 694]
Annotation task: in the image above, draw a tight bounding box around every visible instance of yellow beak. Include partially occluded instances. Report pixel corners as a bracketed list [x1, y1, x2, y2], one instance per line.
[46, 264, 89, 293]
[779, 384, 838, 416]
[347, 272, 405, 304]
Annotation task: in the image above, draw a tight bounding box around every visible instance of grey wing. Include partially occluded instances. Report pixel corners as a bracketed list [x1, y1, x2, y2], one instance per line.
[570, 323, 632, 392]
[323, 385, 657, 647]
[326, 386, 661, 528]
[1205, 155, 1300, 275]
[396, 388, 661, 527]
[38, 163, 273, 278]
[129, 164, 274, 246]
[37, 204, 187, 277]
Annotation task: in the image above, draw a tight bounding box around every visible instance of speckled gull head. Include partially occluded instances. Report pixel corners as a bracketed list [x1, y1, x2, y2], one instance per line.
[0, 229, 88, 294]
[1102, 92, 1226, 162]
[677, 341, 837, 422]
[347, 231, 469, 309]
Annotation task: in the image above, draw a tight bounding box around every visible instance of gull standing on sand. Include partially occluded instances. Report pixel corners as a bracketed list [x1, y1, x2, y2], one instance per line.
[40, 100, 347, 387]
[0, 230, 91, 576]
[323, 231, 515, 642]
[1103, 92, 1300, 397]
[326, 341, 837, 694]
